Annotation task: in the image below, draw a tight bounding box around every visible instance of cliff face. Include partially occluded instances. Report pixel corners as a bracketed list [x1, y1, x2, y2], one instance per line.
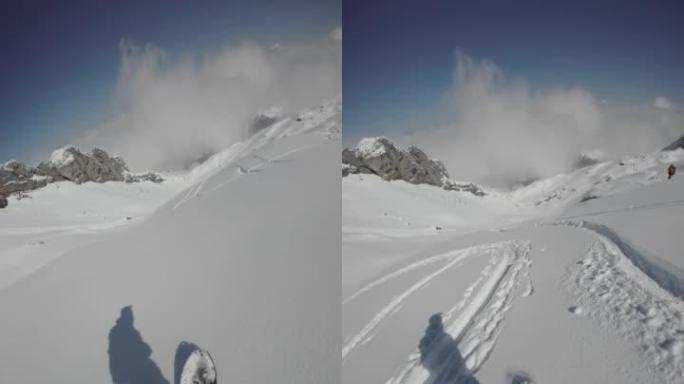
[343, 137, 486, 196]
[342, 137, 449, 185]
[0, 146, 161, 202]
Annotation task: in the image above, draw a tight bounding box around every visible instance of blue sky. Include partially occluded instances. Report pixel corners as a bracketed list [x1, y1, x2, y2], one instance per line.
[343, 0, 684, 141]
[0, 0, 340, 162]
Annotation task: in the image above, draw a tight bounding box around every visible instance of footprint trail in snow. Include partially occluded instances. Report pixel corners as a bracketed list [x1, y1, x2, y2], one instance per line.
[563, 223, 684, 383]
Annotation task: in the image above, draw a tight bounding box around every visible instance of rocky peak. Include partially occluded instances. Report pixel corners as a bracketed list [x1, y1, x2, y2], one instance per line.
[0, 146, 162, 206]
[343, 137, 486, 196]
[36, 146, 129, 184]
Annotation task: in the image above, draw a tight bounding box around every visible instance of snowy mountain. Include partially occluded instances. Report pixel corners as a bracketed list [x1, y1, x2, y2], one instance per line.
[343, 139, 684, 383]
[0, 99, 341, 383]
[343, 137, 486, 196]
[0, 146, 162, 202]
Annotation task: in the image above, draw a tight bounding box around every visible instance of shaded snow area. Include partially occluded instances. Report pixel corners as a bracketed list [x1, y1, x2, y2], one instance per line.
[0, 100, 340, 383]
[343, 145, 684, 383]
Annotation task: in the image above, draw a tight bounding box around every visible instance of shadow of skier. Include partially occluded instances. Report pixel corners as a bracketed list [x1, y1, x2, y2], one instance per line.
[108, 305, 169, 384]
[419, 313, 479, 384]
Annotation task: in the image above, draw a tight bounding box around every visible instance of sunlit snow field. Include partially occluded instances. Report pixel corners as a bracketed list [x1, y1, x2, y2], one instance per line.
[343, 147, 684, 383]
[0, 101, 341, 383]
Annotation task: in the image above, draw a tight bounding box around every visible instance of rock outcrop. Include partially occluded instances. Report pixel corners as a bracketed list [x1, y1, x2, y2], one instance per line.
[0, 160, 51, 196]
[125, 172, 164, 184]
[343, 137, 486, 196]
[663, 133, 684, 151]
[342, 138, 449, 185]
[35, 146, 128, 184]
[0, 146, 163, 203]
[248, 107, 284, 137]
[572, 150, 604, 170]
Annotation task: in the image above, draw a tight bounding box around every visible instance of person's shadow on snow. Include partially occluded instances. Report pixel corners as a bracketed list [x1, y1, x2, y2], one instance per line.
[418, 313, 479, 384]
[108, 306, 169, 384]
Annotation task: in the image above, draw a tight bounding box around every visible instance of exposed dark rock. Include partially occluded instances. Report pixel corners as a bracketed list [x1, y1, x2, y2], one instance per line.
[663, 133, 684, 151]
[36, 146, 128, 184]
[342, 137, 486, 196]
[0, 196, 7, 209]
[572, 151, 603, 170]
[1, 161, 51, 195]
[443, 181, 487, 197]
[342, 137, 449, 185]
[125, 172, 164, 184]
[0, 146, 163, 198]
[248, 108, 283, 136]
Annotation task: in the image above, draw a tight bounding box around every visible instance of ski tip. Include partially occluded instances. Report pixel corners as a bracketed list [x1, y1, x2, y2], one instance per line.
[180, 348, 217, 384]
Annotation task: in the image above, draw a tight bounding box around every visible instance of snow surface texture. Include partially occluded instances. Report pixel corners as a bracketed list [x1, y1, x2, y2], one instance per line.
[0, 100, 341, 383]
[343, 144, 684, 383]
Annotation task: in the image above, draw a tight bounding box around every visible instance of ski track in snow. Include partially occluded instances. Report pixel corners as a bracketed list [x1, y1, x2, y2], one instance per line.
[344, 147, 684, 383]
[386, 241, 532, 384]
[343, 251, 465, 306]
[0, 220, 131, 237]
[557, 220, 684, 300]
[559, 220, 684, 382]
[342, 246, 477, 359]
[172, 144, 319, 210]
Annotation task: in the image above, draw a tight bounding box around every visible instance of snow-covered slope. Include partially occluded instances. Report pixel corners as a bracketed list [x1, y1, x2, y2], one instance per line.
[0, 100, 341, 383]
[343, 145, 684, 383]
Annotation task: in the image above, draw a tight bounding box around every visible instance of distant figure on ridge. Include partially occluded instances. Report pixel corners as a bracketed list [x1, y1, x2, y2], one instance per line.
[668, 164, 676, 180]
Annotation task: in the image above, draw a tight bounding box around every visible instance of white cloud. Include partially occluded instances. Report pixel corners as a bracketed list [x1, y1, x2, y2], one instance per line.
[653, 96, 674, 110]
[73, 33, 340, 171]
[399, 53, 683, 187]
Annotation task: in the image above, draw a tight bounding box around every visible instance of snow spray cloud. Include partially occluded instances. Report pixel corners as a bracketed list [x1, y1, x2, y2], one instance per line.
[400, 52, 683, 188]
[77, 29, 341, 171]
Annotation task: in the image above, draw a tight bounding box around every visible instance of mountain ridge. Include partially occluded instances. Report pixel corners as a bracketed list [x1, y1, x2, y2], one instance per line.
[343, 137, 486, 196]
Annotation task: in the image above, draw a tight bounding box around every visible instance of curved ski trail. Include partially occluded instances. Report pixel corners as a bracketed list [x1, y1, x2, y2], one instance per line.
[172, 143, 319, 210]
[342, 245, 480, 359]
[386, 241, 532, 384]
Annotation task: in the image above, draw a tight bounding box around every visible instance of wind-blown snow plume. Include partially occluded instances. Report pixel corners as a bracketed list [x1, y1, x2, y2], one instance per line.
[76, 29, 341, 171]
[401, 52, 683, 187]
